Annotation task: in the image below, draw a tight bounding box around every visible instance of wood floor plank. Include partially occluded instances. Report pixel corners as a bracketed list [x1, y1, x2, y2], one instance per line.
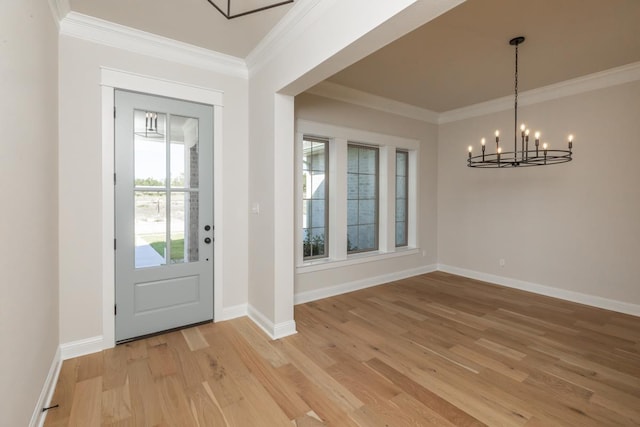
[67, 376, 102, 427]
[101, 376, 132, 424]
[181, 326, 210, 351]
[45, 272, 640, 426]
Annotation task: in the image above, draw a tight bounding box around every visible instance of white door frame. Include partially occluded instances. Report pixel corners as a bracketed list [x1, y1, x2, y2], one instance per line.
[100, 67, 224, 348]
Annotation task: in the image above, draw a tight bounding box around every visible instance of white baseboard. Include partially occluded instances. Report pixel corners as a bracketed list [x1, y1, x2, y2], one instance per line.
[272, 320, 298, 339]
[438, 264, 640, 317]
[60, 335, 104, 360]
[220, 304, 248, 321]
[247, 304, 297, 340]
[294, 264, 438, 305]
[30, 347, 62, 427]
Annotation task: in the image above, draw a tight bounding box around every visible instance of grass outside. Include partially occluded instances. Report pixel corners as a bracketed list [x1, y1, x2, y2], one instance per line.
[142, 234, 185, 261]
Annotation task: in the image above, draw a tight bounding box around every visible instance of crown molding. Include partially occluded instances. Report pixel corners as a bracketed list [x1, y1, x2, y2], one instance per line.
[307, 81, 440, 124]
[60, 12, 248, 79]
[304, 61, 640, 125]
[439, 61, 640, 124]
[47, 0, 70, 27]
[245, 0, 327, 77]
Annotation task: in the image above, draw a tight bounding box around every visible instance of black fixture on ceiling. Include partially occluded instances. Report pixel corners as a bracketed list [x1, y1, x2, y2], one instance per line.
[467, 36, 574, 168]
[206, 0, 294, 19]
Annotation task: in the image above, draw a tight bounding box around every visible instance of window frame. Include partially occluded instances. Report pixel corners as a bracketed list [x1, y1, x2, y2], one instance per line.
[347, 143, 379, 254]
[395, 149, 409, 248]
[301, 137, 329, 260]
[296, 120, 420, 272]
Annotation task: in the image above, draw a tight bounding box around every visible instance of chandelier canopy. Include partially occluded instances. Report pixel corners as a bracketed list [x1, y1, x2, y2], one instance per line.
[206, 0, 293, 19]
[467, 36, 574, 168]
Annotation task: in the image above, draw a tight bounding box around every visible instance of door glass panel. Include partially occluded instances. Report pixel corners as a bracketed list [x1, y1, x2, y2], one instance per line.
[169, 192, 200, 264]
[132, 111, 202, 268]
[135, 191, 167, 268]
[134, 110, 167, 187]
[170, 116, 199, 189]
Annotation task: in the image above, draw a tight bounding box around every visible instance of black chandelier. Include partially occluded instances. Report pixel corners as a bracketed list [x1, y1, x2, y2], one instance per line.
[467, 36, 574, 168]
[206, 0, 293, 19]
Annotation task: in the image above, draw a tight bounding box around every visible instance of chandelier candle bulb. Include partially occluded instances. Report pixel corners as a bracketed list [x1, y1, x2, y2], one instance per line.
[568, 134, 574, 150]
[468, 146, 473, 159]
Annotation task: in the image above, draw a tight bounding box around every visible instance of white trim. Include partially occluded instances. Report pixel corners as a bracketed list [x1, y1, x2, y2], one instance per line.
[247, 305, 298, 340]
[246, 0, 326, 77]
[302, 62, 640, 125]
[439, 61, 640, 124]
[101, 68, 224, 106]
[273, 320, 298, 339]
[60, 336, 104, 360]
[298, 248, 419, 274]
[212, 105, 225, 323]
[101, 85, 116, 349]
[306, 81, 439, 124]
[221, 304, 248, 320]
[295, 264, 437, 305]
[438, 265, 640, 317]
[297, 119, 420, 150]
[46, 0, 69, 26]
[101, 68, 225, 349]
[30, 347, 62, 427]
[60, 12, 248, 79]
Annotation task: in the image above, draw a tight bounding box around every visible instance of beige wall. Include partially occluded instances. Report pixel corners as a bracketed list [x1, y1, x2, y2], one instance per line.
[244, 0, 458, 335]
[294, 93, 438, 295]
[438, 80, 640, 306]
[0, 0, 59, 424]
[58, 36, 250, 344]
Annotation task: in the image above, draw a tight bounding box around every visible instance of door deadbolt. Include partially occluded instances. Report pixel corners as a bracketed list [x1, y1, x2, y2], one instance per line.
[204, 237, 212, 244]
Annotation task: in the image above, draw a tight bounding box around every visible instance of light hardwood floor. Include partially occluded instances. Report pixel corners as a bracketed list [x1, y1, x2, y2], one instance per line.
[45, 272, 640, 426]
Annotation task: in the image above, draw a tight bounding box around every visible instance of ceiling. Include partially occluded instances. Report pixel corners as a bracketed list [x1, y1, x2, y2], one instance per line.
[69, 0, 294, 58]
[326, 0, 640, 112]
[69, 0, 640, 112]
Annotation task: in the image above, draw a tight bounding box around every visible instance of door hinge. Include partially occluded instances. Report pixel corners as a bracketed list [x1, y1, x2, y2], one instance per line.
[114, 239, 117, 250]
[114, 304, 117, 315]
[113, 173, 116, 185]
[113, 106, 116, 118]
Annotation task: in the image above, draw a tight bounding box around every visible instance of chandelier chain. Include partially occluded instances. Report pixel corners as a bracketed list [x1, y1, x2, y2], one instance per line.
[514, 42, 519, 159]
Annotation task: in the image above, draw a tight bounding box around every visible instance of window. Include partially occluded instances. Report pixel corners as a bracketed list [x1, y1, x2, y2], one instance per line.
[302, 137, 328, 259]
[396, 150, 408, 247]
[298, 121, 418, 270]
[347, 144, 378, 253]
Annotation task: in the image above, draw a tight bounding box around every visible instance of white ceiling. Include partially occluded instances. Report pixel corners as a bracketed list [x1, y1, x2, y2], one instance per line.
[69, 0, 640, 111]
[69, 0, 294, 58]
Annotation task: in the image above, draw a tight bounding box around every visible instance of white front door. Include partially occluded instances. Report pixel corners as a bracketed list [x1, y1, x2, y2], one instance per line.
[115, 90, 214, 342]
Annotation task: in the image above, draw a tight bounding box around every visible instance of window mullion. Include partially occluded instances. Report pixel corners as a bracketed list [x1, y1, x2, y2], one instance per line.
[331, 139, 347, 260]
[379, 146, 395, 252]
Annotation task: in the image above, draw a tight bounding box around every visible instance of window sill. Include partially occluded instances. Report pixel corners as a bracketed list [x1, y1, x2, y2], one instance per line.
[297, 247, 419, 274]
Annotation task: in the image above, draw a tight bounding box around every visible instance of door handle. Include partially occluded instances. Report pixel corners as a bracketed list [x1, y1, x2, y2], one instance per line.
[204, 237, 212, 244]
